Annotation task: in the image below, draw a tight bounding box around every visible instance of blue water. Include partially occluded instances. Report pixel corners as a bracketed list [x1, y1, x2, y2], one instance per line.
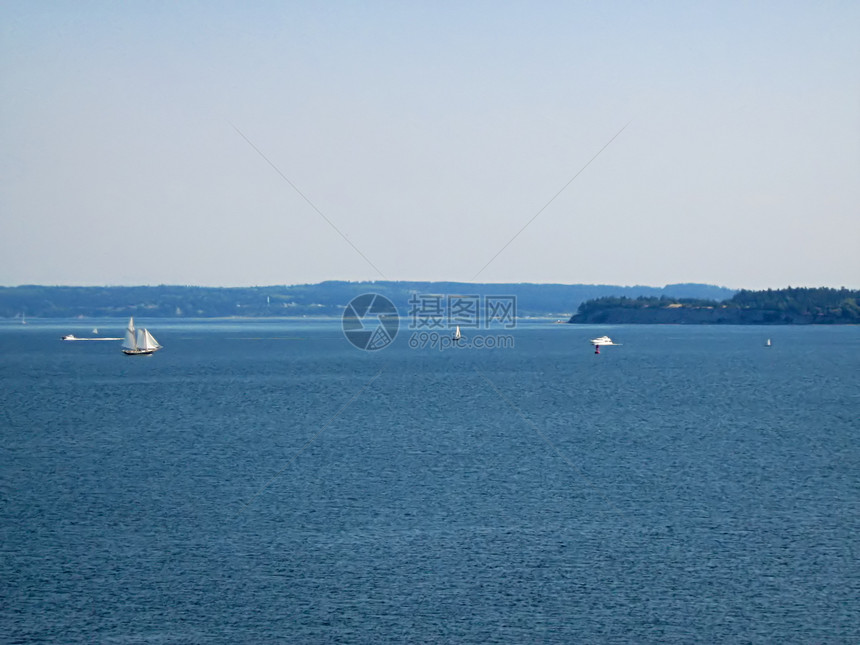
[1, 320, 858, 643]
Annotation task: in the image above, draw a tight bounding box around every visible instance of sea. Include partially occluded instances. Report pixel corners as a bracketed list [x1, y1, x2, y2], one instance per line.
[1, 319, 858, 643]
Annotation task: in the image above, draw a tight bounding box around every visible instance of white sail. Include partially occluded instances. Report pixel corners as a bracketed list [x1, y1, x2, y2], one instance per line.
[122, 317, 137, 350]
[122, 317, 161, 354]
[141, 329, 161, 350]
[454, 326, 461, 340]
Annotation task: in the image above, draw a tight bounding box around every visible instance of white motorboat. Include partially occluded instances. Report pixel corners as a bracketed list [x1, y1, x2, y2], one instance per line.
[590, 335, 616, 346]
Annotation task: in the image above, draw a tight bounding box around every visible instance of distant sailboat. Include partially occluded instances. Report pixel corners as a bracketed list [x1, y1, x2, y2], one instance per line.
[765, 338, 772, 347]
[122, 317, 162, 355]
[453, 326, 461, 342]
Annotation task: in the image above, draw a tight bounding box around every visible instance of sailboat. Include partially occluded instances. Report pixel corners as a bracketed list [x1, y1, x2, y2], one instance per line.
[453, 326, 461, 342]
[122, 317, 162, 355]
[765, 338, 772, 347]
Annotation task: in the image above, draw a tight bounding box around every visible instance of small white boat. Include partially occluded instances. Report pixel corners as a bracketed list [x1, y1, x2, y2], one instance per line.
[765, 338, 772, 347]
[590, 335, 616, 346]
[122, 317, 162, 355]
[62, 332, 121, 342]
[453, 326, 461, 342]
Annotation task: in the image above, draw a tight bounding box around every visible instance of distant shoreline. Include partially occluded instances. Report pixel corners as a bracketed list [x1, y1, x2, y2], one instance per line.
[5, 283, 857, 324]
[568, 288, 860, 325]
[0, 282, 736, 319]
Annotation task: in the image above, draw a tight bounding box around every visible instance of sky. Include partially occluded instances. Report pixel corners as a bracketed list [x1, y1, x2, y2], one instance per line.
[1, 1, 858, 290]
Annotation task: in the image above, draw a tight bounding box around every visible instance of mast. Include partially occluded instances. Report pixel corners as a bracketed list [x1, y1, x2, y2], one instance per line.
[122, 317, 137, 351]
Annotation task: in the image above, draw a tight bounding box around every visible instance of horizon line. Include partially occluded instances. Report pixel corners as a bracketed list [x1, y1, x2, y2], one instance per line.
[1, 280, 752, 289]
[3, 281, 860, 291]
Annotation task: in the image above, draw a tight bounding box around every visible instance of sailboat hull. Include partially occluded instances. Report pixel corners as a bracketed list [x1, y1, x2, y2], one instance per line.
[122, 348, 158, 355]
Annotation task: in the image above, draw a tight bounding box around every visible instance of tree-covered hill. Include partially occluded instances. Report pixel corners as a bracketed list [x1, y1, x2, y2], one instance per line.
[569, 287, 860, 324]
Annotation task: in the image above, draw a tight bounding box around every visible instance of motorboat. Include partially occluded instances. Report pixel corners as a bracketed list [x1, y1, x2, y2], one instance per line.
[590, 336, 615, 346]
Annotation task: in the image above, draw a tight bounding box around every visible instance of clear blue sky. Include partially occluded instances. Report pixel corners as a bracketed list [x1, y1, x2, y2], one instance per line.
[2, 1, 858, 289]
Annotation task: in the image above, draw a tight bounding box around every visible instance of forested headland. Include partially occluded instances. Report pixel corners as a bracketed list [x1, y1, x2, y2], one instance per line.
[569, 287, 860, 324]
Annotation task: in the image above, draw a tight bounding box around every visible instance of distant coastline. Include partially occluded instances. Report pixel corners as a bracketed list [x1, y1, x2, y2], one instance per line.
[0, 281, 734, 319]
[568, 288, 860, 325]
[4, 283, 857, 324]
